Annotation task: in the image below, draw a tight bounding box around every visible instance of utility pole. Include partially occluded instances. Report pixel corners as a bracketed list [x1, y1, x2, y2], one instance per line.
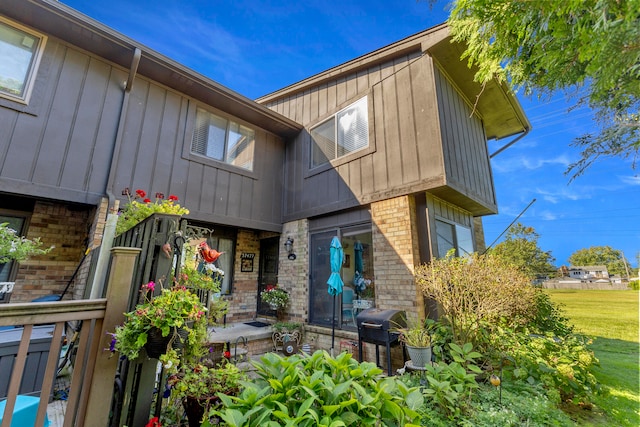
[621, 251, 630, 278]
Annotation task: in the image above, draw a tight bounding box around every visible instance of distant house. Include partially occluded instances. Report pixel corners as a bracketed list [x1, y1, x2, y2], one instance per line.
[0, 0, 529, 345]
[569, 266, 610, 280]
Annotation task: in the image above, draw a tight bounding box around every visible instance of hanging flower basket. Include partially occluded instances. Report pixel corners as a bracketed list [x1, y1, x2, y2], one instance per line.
[144, 326, 189, 359]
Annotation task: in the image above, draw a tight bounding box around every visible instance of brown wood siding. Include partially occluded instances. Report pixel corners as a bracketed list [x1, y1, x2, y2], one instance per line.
[1, 38, 286, 231]
[0, 39, 122, 204]
[433, 66, 496, 212]
[263, 52, 451, 222]
[112, 82, 286, 231]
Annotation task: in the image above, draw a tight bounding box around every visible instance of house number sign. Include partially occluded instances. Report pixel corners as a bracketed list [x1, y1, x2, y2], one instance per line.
[240, 252, 255, 272]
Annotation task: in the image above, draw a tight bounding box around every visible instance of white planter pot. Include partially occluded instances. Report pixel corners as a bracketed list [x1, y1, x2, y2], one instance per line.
[406, 345, 432, 368]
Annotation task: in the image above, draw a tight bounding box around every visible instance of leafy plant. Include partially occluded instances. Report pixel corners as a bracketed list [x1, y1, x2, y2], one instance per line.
[116, 188, 189, 235]
[271, 321, 302, 333]
[399, 342, 482, 422]
[110, 280, 208, 371]
[488, 326, 599, 404]
[0, 222, 53, 264]
[209, 350, 423, 426]
[460, 382, 575, 426]
[394, 316, 435, 347]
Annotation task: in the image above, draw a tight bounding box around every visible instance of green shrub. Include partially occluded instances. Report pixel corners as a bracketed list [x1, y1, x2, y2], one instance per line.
[629, 279, 639, 290]
[399, 342, 482, 424]
[489, 327, 599, 404]
[460, 382, 575, 426]
[414, 252, 537, 347]
[208, 350, 423, 426]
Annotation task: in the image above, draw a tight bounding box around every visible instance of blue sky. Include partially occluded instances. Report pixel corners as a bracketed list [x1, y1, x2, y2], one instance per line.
[61, 0, 639, 269]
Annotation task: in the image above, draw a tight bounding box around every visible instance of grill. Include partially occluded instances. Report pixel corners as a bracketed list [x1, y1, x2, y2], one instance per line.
[356, 308, 406, 375]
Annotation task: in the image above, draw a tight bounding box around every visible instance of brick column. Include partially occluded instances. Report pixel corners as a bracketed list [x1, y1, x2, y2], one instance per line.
[279, 219, 308, 322]
[371, 195, 425, 320]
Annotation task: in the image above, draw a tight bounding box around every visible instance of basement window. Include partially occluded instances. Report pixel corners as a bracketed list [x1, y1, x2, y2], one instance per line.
[0, 17, 47, 104]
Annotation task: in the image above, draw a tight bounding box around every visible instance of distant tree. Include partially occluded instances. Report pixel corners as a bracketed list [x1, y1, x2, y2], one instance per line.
[568, 246, 631, 277]
[488, 223, 556, 279]
[444, 0, 639, 179]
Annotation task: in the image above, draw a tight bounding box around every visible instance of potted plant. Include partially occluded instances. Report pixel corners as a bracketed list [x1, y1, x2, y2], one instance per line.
[260, 285, 290, 311]
[0, 222, 52, 266]
[110, 280, 208, 370]
[166, 358, 246, 427]
[116, 189, 189, 235]
[271, 321, 303, 353]
[395, 317, 435, 368]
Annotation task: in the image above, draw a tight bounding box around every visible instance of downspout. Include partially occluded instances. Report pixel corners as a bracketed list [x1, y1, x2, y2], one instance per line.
[489, 125, 530, 158]
[90, 47, 141, 299]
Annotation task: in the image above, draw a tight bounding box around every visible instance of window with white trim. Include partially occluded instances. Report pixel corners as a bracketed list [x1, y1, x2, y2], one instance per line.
[191, 107, 255, 171]
[310, 96, 369, 168]
[0, 17, 47, 103]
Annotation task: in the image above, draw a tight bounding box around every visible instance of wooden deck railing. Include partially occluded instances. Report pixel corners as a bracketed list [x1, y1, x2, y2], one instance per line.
[0, 299, 107, 427]
[0, 246, 140, 427]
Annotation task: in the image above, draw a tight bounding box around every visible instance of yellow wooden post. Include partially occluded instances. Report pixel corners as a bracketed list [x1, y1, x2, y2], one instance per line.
[83, 247, 141, 424]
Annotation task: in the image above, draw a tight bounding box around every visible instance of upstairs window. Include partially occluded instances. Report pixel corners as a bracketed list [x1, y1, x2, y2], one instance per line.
[310, 96, 369, 168]
[0, 17, 47, 104]
[191, 108, 255, 171]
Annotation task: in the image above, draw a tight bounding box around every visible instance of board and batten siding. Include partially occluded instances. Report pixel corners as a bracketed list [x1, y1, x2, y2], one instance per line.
[263, 49, 496, 222]
[111, 78, 286, 231]
[432, 65, 497, 214]
[264, 51, 454, 222]
[0, 37, 286, 231]
[0, 37, 123, 205]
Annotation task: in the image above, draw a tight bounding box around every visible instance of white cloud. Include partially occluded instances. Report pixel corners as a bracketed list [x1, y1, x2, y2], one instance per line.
[535, 187, 586, 204]
[492, 154, 571, 173]
[619, 175, 640, 186]
[539, 210, 558, 221]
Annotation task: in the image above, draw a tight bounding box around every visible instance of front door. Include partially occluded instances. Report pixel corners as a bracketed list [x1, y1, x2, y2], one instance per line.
[257, 237, 279, 315]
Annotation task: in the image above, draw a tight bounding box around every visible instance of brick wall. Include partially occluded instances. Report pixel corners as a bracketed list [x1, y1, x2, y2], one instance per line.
[278, 219, 309, 323]
[14, 201, 93, 302]
[370, 195, 425, 319]
[224, 228, 261, 323]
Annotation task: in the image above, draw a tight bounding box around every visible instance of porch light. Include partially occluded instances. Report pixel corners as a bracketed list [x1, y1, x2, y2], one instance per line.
[285, 237, 296, 260]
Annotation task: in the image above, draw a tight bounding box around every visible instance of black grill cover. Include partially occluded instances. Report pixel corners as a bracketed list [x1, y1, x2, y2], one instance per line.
[356, 308, 406, 345]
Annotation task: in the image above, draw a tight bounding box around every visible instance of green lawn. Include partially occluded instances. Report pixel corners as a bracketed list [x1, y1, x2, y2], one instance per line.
[546, 289, 639, 426]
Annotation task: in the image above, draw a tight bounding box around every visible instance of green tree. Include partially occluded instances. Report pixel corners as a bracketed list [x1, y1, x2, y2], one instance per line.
[568, 246, 631, 277]
[445, 0, 639, 178]
[488, 222, 556, 278]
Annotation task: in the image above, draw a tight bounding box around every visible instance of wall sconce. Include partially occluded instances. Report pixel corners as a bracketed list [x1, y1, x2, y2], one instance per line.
[284, 237, 296, 260]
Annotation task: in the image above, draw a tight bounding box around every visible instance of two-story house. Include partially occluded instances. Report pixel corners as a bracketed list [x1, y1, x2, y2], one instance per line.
[0, 0, 529, 352]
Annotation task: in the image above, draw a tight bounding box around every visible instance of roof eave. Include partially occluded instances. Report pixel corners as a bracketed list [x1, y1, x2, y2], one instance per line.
[1, 0, 302, 138]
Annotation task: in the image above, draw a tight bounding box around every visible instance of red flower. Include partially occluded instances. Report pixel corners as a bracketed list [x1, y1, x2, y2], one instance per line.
[168, 195, 179, 201]
[143, 198, 151, 203]
[155, 192, 164, 199]
[266, 284, 276, 291]
[135, 189, 146, 198]
[145, 417, 161, 427]
[224, 351, 231, 359]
